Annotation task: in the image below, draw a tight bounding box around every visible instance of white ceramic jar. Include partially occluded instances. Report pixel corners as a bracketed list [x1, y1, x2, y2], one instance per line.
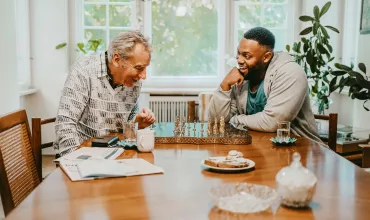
[275, 152, 317, 208]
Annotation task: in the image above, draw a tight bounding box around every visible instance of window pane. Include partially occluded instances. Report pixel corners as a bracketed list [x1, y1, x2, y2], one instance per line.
[85, 0, 108, 2]
[109, 5, 131, 27]
[238, 5, 261, 29]
[110, 30, 127, 41]
[84, 4, 106, 26]
[110, 0, 133, 2]
[239, 0, 261, 2]
[264, 0, 287, 3]
[269, 29, 287, 51]
[238, 30, 245, 41]
[85, 29, 107, 50]
[263, 4, 287, 28]
[151, 0, 218, 76]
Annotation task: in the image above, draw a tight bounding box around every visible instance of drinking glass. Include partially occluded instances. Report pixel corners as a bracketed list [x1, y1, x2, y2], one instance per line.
[277, 121, 290, 142]
[124, 121, 138, 142]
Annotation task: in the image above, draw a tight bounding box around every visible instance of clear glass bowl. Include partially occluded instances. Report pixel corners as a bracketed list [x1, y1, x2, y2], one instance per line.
[210, 182, 279, 214]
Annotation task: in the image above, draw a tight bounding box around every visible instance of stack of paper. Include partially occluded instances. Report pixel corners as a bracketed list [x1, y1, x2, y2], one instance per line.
[60, 158, 164, 181]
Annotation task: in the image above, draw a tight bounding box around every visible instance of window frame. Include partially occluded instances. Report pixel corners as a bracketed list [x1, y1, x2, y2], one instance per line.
[73, 0, 297, 93]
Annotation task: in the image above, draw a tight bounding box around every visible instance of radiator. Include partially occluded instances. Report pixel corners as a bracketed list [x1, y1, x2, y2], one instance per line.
[149, 96, 198, 122]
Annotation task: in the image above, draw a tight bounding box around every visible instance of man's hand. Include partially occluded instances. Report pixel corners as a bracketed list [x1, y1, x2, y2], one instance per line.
[135, 108, 156, 129]
[220, 67, 247, 91]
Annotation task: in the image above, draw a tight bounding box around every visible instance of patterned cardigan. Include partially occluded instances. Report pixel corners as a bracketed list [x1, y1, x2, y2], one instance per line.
[54, 53, 140, 156]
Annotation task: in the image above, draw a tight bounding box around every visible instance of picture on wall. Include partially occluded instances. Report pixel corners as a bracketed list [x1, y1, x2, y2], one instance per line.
[361, 0, 370, 34]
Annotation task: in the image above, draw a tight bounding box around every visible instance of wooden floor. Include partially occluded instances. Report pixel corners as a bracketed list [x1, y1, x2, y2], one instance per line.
[0, 155, 57, 219]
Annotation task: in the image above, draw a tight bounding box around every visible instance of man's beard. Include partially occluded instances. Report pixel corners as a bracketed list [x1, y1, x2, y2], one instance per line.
[244, 61, 264, 80]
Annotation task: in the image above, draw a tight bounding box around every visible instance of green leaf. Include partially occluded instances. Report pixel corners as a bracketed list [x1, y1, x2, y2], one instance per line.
[339, 77, 348, 93]
[334, 63, 352, 71]
[56, 42, 67, 49]
[363, 100, 370, 111]
[292, 42, 298, 52]
[320, 25, 330, 38]
[325, 25, 340, 33]
[303, 42, 309, 52]
[313, 22, 319, 35]
[297, 42, 301, 53]
[349, 71, 370, 90]
[301, 37, 308, 44]
[329, 76, 338, 92]
[314, 6, 320, 20]
[317, 44, 329, 55]
[329, 57, 334, 62]
[299, 15, 315, 22]
[286, 44, 290, 52]
[330, 70, 347, 76]
[358, 63, 366, 74]
[352, 91, 370, 100]
[300, 27, 313, 35]
[77, 43, 86, 54]
[312, 81, 319, 93]
[306, 50, 314, 65]
[320, 2, 331, 18]
[327, 44, 333, 53]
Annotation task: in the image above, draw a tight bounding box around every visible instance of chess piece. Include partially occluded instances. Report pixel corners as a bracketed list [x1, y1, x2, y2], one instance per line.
[219, 116, 225, 135]
[200, 121, 204, 133]
[213, 118, 218, 135]
[207, 117, 212, 135]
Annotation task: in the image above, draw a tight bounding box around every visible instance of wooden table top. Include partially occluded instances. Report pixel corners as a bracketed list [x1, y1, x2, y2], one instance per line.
[6, 131, 370, 220]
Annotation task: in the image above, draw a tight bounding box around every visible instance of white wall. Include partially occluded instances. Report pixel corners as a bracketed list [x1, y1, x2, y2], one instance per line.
[23, 0, 70, 153]
[0, 0, 20, 116]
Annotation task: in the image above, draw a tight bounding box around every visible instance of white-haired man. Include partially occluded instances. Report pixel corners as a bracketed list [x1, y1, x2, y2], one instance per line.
[54, 30, 155, 157]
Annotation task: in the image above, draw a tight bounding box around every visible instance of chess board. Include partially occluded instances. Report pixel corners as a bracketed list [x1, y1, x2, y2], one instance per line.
[153, 122, 252, 145]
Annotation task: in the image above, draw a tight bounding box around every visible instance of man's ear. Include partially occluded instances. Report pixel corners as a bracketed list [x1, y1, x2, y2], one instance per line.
[263, 51, 273, 64]
[112, 53, 121, 68]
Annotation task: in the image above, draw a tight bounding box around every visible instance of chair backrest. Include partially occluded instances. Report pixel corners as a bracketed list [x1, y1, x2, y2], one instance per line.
[31, 117, 56, 179]
[314, 113, 338, 152]
[187, 101, 196, 122]
[198, 92, 213, 122]
[0, 110, 40, 216]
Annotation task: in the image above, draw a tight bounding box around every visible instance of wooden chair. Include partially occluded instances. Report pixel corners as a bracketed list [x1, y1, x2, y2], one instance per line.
[359, 143, 370, 171]
[187, 101, 196, 122]
[0, 110, 40, 216]
[31, 117, 56, 179]
[314, 113, 338, 152]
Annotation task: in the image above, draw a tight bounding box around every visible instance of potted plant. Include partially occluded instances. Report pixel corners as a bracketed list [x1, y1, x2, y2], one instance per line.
[330, 62, 370, 111]
[286, 1, 339, 114]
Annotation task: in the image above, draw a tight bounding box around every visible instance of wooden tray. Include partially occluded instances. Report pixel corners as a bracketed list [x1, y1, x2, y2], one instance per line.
[153, 122, 252, 145]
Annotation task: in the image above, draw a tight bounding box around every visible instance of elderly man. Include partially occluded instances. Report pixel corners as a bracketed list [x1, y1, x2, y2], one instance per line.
[208, 27, 321, 142]
[54, 30, 155, 157]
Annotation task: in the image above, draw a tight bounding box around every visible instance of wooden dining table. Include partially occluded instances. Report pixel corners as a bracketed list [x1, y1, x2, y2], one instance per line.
[6, 131, 370, 220]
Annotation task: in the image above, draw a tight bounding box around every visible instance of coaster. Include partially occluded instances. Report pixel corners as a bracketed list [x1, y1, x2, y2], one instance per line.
[270, 137, 297, 146]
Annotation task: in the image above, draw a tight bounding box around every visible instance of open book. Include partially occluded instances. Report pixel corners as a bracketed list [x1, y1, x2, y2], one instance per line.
[54, 147, 124, 164]
[60, 158, 164, 181]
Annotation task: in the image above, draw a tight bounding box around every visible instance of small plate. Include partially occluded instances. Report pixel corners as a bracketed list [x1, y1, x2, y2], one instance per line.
[201, 156, 255, 171]
[270, 137, 297, 146]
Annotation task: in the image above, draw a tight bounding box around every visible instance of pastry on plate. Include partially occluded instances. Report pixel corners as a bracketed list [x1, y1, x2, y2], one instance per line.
[204, 150, 249, 168]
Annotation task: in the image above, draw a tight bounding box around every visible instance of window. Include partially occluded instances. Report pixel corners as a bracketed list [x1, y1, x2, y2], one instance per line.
[149, 0, 219, 77]
[81, 0, 137, 50]
[234, 0, 292, 51]
[76, 0, 295, 91]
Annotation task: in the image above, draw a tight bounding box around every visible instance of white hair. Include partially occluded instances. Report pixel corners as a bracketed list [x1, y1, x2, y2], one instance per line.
[107, 30, 152, 62]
